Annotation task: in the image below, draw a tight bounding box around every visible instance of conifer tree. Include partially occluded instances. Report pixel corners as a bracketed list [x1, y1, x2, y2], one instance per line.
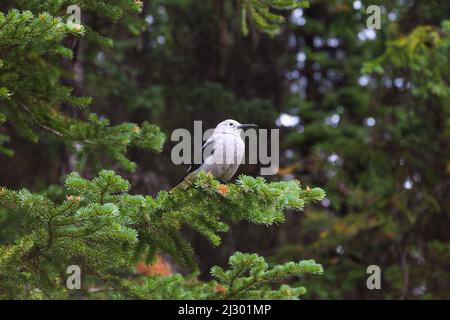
[272, 0, 450, 299]
[239, 0, 310, 36]
[0, 170, 324, 299]
[0, 0, 325, 299]
[0, 1, 164, 170]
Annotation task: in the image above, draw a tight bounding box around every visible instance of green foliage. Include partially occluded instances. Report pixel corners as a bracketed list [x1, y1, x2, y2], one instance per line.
[240, 0, 309, 36]
[363, 21, 450, 99]
[0, 111, 13, 156]
[62, 114, 165, 171]
[2, 0, 448, 301]
[0, 2, 163, 167]
[273, 0, 450, 299]
[0, 0, 323, 301]
[114, 252, 322, 300]
[209, 252, 322, 299]
[0, 170, 324, 299]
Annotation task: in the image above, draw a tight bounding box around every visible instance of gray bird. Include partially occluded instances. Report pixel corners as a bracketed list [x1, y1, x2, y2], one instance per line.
[174, 119, 258, 189]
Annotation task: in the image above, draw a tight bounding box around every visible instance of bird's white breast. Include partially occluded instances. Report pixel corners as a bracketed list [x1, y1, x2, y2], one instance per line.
[203, 132, 245, 181]
[212, 133, 244, 165]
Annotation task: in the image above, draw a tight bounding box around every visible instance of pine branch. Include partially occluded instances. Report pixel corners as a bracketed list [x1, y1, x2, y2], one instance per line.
[362, 22, 450, 99]
[0, 170, 325, 299]
[239, 0, 309, 36]
[112, 252, 322, 300]
[0, 4, 162, 171]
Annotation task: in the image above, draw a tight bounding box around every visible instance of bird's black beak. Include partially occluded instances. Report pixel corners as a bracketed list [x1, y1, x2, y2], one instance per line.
[237, 124, 258, 130]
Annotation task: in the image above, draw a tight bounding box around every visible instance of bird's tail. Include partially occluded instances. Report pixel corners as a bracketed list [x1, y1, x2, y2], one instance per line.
[170, 176, 193, 192]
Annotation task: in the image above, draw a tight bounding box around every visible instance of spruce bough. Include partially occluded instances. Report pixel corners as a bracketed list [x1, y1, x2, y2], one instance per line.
[0, 170, 324, 299]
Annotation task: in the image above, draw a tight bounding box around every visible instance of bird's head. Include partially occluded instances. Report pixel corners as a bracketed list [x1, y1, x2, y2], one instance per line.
[215, 119, 258, 134]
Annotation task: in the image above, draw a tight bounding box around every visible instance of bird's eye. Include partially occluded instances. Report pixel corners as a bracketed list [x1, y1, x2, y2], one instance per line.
[229, 122, 233, 126]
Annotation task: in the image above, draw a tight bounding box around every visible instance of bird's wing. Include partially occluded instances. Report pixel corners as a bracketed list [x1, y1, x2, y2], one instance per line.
[184, 135, 216, 176]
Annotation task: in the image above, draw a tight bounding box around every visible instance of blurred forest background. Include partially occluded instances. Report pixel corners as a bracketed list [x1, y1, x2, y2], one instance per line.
[1, 0, 449, 299]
